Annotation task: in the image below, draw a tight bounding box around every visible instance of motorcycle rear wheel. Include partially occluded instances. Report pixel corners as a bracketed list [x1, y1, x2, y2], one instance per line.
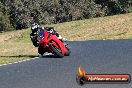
[38, 46, 45, 56]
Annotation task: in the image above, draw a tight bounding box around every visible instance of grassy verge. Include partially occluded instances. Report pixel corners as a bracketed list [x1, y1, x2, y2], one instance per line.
[0, 13, 132, 64]
[54, 13, 132, 41]
[0, 30, 38, 64]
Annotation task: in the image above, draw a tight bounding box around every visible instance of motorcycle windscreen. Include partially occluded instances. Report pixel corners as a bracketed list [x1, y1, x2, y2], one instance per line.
[37, 31, 44, 41]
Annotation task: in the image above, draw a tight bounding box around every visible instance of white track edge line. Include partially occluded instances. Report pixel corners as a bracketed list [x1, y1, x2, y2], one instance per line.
[0, 57, 39, 67]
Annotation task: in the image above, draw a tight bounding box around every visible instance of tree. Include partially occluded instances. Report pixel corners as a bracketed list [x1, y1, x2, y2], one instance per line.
[0, 0, 132, 32]
[0, 2, 14, 32]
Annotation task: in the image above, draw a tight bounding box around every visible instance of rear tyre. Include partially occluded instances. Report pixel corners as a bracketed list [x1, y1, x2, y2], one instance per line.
[49, 44, 64, 58]
[38, 46, 45, 56]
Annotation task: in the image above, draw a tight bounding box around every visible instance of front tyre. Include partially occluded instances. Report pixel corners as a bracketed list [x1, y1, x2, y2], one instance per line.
[65, 46, 71, 56]
[49, 44, 64, 58]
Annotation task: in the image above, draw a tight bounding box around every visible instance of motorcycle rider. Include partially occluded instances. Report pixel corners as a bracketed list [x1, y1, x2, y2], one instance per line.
[30, 22, 67, 47]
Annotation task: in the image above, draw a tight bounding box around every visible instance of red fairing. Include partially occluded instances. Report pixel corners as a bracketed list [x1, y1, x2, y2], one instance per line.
[39, 31, 67, 55]
[49, 35, 67, 55]
[39, 31, 49, 48]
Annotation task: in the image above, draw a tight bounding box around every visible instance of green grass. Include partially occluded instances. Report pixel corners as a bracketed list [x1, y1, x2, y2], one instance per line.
[0, 13, 132, 64]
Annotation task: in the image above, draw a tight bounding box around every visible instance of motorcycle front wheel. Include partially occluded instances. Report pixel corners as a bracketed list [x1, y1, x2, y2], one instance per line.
[49, 43, 64, 58]
[65, 46, 71, 56]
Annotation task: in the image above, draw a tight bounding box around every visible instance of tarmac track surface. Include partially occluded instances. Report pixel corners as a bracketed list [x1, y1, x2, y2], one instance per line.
[0, 40, 132, 88]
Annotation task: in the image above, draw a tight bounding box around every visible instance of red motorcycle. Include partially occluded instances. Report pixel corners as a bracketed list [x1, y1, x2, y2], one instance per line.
[37, 30, 71, 58]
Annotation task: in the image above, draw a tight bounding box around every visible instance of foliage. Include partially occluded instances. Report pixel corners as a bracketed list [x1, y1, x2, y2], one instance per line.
[0, 0, 131, 32]
[0, 2, 14, 32]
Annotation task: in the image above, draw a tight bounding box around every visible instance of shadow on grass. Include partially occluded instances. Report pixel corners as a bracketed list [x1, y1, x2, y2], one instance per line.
[0, 54, 62, 59]
[0, 54, 59, 58]
[0, 55, 38, 58]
